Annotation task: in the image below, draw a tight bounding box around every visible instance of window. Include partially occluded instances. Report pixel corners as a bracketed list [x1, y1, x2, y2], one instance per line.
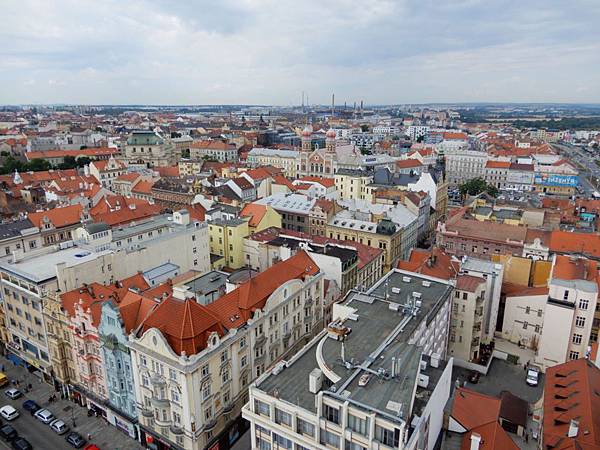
[254, 399, 270, 417]
[140, 355, 147, 367]
[169, 368, 177, 381]
[171, 389, 180, 403]
[272, 434, 292, 450]
[523, 321, 528, 330]
[240, 355, 247, 367]
[579, 299, 589, 310]
[222, 368, 229, 383]
[375, 425, 400, 447]
[572, 333, 583, 345]
[348, 414, 369, 436]
[320, 429, 340, 448]
[569, 351, 579, 360]
[297, 418, 315, 437]
[323, 404, 340, 424]
[575, 316, 586, 328]
[563, 290, 569, 300]
[240, 337, 246, 348]
[345, 441, 367, 450]
[202, 383, 211, 400]
[220, 350, 228, 364]
[275, 408, 292, 426]
[525, 306, 530, 314]
[462, 292, 467, 300]
[201, 364, 209, 377]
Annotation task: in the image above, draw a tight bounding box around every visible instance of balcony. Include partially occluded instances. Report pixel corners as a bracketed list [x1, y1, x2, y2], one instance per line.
[255, 334, 266, 347]
[203, 417, 218, 432]
[475, 307, 484, 317]
[150, 396, 170, 408]
[141, 408, 154, 418]
[170, 424, 184, 435]
[471, 337, 480, 348]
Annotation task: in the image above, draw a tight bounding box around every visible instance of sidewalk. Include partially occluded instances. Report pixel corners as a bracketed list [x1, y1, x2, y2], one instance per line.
[0, 354, 143, 450]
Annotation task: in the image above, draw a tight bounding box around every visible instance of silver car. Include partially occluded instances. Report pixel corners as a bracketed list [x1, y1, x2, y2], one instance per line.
[34, 408, 54, 424]
[50, 419, 70, 435]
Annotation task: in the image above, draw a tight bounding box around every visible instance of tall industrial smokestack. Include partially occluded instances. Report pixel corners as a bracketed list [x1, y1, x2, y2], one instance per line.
[331, 93, 335, 118]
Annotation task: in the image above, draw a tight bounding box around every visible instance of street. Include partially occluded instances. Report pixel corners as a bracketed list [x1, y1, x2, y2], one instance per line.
[554, 143, 599, 195]
[0, 355, 143, 450]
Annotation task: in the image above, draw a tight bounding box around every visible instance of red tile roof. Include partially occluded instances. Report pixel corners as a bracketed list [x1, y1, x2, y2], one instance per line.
[549, 231, 600, 259]
[140, 296, 226, 356]
[25, 147, 118, 160]
[191, 140, 236, 150]
[61, 273, 150, 327]
[543, 359, 600, 450]
[452, 388, 501, 430]
[206, 251, 319, 328]
[485, 160, 511, 169]
[239, 203, 268, 227]
[456, 274, 486, 292]
[552, 255, 598, 283]
[460, 422, 519, 450]
[154, 166, 180, 178]
[28, 204, 83, 229]
[398, 247, 460, 280]
[297, 176, 335, 188]
[131, 180, 154, 194]
[396, 159, 423, 169]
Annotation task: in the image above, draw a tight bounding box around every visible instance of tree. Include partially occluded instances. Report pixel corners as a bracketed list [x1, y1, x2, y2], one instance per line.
[360, 124, 369, 133]
[27, 158, 51, 172]
[459, 177, 498, 198]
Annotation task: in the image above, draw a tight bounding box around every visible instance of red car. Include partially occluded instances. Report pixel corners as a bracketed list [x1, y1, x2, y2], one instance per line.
[83, 445, 100, 450]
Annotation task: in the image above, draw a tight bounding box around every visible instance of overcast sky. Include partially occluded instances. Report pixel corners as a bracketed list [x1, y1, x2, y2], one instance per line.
[2, 0, 600, 105]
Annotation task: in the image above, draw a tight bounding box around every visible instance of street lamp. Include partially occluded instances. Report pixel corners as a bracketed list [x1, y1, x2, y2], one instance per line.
[66, 405, 76, 428]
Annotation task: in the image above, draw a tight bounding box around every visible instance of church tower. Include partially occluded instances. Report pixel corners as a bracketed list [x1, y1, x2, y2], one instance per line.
[325, 128, 336, 153]
[301, 125, 312, 152]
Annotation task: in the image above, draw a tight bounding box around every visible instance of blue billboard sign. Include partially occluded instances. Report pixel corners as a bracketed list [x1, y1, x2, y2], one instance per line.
[534, 174, 579, 187]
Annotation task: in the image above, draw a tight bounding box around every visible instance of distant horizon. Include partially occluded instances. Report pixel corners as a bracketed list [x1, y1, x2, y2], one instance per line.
[3, 102, 600, 108]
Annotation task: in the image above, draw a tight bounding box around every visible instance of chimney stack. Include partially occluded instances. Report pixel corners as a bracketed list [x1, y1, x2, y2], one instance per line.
[568, 419, 579, 438]
[469, 432, 482, 450]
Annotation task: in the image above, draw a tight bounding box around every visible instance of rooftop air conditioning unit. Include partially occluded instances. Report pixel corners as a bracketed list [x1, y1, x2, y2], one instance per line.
[391, 287, 401, 294]
[402, 276, 411, 283]
[309, 368, 323, 394]
[422, 281, 431, 287]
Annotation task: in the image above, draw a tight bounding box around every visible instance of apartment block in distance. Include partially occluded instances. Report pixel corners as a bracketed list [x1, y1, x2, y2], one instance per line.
[243, 269, 455, 450]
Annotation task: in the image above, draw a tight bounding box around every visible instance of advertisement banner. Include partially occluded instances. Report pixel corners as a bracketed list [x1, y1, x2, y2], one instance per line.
[534, 174, 579, 187]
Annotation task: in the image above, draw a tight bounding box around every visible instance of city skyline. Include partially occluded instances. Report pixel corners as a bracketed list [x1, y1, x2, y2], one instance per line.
[2, 0, 600, 105]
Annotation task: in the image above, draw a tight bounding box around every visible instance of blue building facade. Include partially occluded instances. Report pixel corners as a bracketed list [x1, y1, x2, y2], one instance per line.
[98, 301, 138, 438]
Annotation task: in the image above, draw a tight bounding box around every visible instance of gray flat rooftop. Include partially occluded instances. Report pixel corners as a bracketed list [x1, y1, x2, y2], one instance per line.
[112, 214, 173, 240]
[258, 270, 453, 421]
[184, 270, 228, 296]
[0, 246, 108, 283]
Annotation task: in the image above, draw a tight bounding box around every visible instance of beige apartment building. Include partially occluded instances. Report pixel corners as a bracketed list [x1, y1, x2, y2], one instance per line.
[326, 216, 402, 271]
[449, 274, 487, 362]
[128, 251, 325, 450]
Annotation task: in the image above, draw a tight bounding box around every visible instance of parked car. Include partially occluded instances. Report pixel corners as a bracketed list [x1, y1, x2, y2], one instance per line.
[21, 400, 40, 415]
[11, 437, 32, 450]
[0, 424, 18, 441]
[66, 432, 86, 448]
[0, 406, 19, 421]
[526, 365, 540, 386]
[50, 419, 69, 435]
[83, 445, 100, 450]
[4, 389, 21, 400]
[34, 408, 54, 424]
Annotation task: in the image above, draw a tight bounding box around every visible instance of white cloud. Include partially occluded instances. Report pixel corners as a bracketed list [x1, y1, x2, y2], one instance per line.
[1, 0, 599, 104]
